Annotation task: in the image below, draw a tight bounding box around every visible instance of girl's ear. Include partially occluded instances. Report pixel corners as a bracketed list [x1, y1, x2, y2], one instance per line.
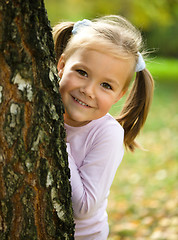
[57, 54, 65, 78]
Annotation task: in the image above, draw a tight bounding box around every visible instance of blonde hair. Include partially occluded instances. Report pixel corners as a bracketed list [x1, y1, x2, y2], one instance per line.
[53, 15, 154, 151]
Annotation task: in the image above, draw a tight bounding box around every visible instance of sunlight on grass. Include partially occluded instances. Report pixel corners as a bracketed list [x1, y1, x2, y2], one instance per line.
[108, 82, 178, 239]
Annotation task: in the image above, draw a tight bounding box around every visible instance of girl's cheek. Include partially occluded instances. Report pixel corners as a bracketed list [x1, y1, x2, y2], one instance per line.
[59, 77, 68, 89]
[59, 84, 66, 95]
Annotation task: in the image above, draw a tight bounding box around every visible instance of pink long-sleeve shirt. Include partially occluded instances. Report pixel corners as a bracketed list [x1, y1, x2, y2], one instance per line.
[65, 113, 124, 240]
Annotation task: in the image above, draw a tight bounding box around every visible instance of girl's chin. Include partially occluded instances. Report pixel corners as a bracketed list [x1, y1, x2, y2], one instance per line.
[64, 115, 91, 127]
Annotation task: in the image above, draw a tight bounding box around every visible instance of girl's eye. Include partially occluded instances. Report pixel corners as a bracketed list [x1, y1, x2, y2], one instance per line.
[76, 69, 88, 77]
[101, 82, 112, 90]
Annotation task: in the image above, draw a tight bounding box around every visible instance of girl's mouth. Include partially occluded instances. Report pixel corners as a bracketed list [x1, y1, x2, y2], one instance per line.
[72, 96, 91, 107]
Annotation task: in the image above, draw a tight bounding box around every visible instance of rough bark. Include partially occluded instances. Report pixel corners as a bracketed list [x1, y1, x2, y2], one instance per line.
[0, 0, 74, 239]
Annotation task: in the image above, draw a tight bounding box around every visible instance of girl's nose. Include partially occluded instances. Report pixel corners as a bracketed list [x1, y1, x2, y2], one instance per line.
[80, 81, 95, 99]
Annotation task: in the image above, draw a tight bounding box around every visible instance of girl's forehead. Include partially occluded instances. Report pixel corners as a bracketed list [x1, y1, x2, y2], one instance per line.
[67, 47, 135, 69]
[66, 48, 110, 65]
[66, 43, 135, 62]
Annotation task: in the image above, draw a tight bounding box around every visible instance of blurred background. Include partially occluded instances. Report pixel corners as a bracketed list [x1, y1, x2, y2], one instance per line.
[44, 0, 178, 239]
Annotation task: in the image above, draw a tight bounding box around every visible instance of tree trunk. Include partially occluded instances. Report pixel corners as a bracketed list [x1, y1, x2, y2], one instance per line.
[0, 0, 74, 239]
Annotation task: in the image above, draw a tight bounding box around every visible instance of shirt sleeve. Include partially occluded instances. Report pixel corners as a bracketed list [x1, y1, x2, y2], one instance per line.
[66, 124, 124, 219]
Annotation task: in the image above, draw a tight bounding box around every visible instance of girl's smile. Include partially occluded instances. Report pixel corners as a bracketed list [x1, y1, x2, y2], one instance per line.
[58, 48, 134, 127]
[72, 96, 92, 108]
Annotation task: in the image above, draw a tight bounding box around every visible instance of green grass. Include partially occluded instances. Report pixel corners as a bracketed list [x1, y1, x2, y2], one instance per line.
[108, 82, 178, 239]
[146, 57, 178, 82]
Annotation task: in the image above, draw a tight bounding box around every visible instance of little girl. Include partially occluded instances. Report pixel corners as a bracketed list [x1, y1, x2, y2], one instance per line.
[53, 15, 154, 239]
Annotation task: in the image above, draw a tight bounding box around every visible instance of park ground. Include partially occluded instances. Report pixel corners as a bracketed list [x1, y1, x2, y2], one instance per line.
[108, 58, 178, 240]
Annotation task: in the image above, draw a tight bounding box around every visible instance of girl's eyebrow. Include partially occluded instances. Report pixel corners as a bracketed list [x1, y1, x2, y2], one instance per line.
[72, 62, 89, 70]
[104, 77, 120, 88]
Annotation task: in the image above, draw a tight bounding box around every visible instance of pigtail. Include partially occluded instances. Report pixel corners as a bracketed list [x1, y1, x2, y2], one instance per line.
[53, 22, 74, 61]
[117, 68, 154, 152]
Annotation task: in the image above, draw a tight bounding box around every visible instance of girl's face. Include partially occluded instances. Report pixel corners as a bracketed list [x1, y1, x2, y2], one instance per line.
[58, 48, 134, 127]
